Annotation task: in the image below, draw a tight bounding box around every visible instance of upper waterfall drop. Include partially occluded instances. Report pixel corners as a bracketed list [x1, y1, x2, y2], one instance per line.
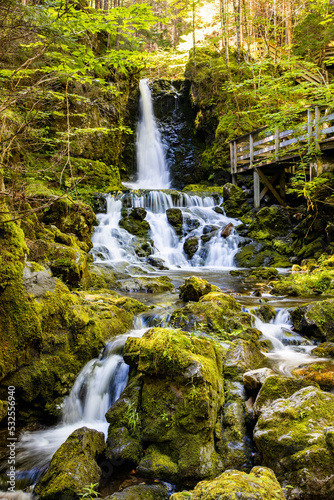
[133, 79, 170, 189]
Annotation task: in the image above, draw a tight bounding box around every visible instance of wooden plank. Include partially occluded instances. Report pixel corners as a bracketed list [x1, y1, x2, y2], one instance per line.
[237, 143, 251, 153]
[315, 106, 321, 150]
[255, 167, 287, 206]
[230, 142, 234, 174]
[320, 125, 334, 135]
[308, 109, 313, 151]
[253, 144, 276, 157]
[254, 169, 260, 208]
[233, 141, 238, 172]
[253, 134, 275, 147]
[250, 134, 254, 166]
[275, 129, 279, 161]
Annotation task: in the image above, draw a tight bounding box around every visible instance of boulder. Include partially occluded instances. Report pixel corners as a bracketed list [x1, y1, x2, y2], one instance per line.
[22, 263, 57, 298]
[253, 304, 277, 323]
[222, 183, 248, 218]
[179, 276, 220, 302]
[115, 276, 174, 294]
[119, 215, 151, 238]
[183, 236, 199, 259]
[290, 299, 334, 342]
[34, 427, 106, 500]
[312, 342, 334, 358]
[146, 256, 168, 270]
[221, 222, 234, 238]
[254, 386, 334, 499]
[130, 207, 147, 221]
[106, 483, 169, 499]
[253, 375, 315, 416]
[243, 368, 276, 391]
[224, 340, 266, 380]
[106, 327, 225, 485]
[293, 361, 334, 391]
[166, 208, 183, 236]
[170, 466, 285, 500]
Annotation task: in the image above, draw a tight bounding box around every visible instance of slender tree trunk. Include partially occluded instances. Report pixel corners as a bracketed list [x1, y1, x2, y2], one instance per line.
[192, 0, 196, 69]
[221, 0, 229, 65]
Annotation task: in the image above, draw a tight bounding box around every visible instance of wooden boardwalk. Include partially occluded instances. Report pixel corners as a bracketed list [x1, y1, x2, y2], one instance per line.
[229, 107, 334, 207]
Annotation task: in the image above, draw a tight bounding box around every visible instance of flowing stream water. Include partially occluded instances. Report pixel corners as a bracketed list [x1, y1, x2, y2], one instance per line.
[1, 78, 329, 496]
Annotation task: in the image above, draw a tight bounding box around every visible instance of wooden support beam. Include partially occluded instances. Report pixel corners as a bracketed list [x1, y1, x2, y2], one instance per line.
[275, 129, 279, 161]
[255, 167, 287, 207]
[260, 173, 280, 201]
[249, 133, 254, 167]
[254, 168, 260, 209]
[230, 142, 234, 175]
[233, 141, 238, 173]
[308, 109, 313, 152]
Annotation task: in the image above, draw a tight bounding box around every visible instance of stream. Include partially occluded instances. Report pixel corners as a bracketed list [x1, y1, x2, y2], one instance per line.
[0, 79, 329, 497]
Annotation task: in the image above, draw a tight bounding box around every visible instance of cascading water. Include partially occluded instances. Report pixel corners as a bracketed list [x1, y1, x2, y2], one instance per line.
[16, 321, 148, 475]
[128, 79, 170, 189]
[91, 191, 242, 270]
[254, 308, 324, 375]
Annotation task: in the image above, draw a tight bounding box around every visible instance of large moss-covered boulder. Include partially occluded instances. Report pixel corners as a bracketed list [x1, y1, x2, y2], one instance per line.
[166, 208, 183, 236]
[254, 386, 334, 499]
[106, 328, 225, 485]
[170, 466, 285, 500]
[222, 183, 248, 218]
[293, 361, 334, 391]
[249, 205, 292, 238]
[235, 242, 291, 268]
[290, 299, 334, 342]
[253, 375, 315, 416]
[119, 212, 150, 238]
[179, 276, 220, 302]
[34, 427, 106, 500]
[170, 292, 253, 341]
[224, 340, 266, 380]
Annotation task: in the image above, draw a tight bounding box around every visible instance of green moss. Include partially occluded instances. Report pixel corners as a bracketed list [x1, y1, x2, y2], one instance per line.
[179, 277, 221, 302]
[290, 298, 334, 341]
[70, 157, 124, 191]
[170, 466, 285, 500]
[34, 427, 106, 500]
[182, 184, 225, 195]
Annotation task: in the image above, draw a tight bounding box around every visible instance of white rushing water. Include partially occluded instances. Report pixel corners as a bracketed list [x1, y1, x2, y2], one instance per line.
[17, 323, 148, 471]
[254, 309, 323, 375]
[128, 79, 170, 189]
[91, 191, 242, 270]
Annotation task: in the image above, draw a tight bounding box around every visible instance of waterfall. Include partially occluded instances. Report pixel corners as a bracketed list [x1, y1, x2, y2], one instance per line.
[17, 323, 148, 472]
[254, 309, 323, 375]
[91, 191, 242, 270]
[129, 79, 170, 189]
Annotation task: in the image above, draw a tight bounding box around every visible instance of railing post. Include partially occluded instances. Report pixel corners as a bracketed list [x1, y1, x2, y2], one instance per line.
[230, 141, 237, 184]
[233, 141, 237, 174]
[249, 133, 254, 167]
[307, 109, 313, 152]
[275, 129, 279, 161]
[314, 106, 321, 150]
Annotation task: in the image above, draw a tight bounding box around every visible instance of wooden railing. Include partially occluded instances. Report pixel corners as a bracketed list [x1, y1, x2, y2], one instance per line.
[230, 107, 334, 175]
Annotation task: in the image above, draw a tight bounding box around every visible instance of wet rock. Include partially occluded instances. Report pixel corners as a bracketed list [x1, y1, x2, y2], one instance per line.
[22, 263, 57, 298]
[170, 466, 285, 500]
[290, 299, 334, 342]
[116, 276, 174, 294]
[253, 376, 316, 416]
[183, 215, 200, 235]
[133, 238, 154, 258]
[235, 242, 291, 268]
[312, 342, 334, 358]
[221, 222, 234, 238]
[253, 304, 276, 323]
[49, 243, 89, 289]
[243, 368, 276, 391]
[146, 256, 168, 270]
[166, 208, 183, 235]
[119, 215, 151, 238]
[215, 380, 251, 471]
[131, 207, 147, 221]
[34, 427, 106, 500]
[203, 224, 219, 235]
[224, 340, 266, 380]
[106, 483, 169, 499]
[293, 361, 334, 391]
[254, 386, 334, 499]
[179, 276, 220, 302]
[108, 327, 225, 485]
[183, 236, 199, 259]
[250, 267, 279, 280]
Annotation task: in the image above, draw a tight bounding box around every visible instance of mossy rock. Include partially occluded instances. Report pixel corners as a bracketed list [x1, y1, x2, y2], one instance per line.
[312, 342, 334, 358]
[49, 243, 89, 288]
[179, 276, 221, 302]
[0, 399, 8, 423]
[70, 157, 123, 192]
[290, 299, 334, 342]
[119, 215, 150, 238]
[183, 236, 199, 259]
[222, 183, 249, 218]
[166, 208, 183, 236]
[106, 483, 169, 500]
[34, 427, 106, 500]
[170, 466, 285, 500]
[271, 267, 334, 296]
[253, 376, 317, 416]
[254, 386, 334, 499]
[107, 327, 225, 484]
[224, 340, 266, 380]
[116, 276, 174, 294]
[169, 297, 252, 341]
[235, 243, 291, 268]
[248, 206, 292, 237]
[252, 304, 276, 323]
[293, 361, 334, 391]
[250, 267, 279, 280]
